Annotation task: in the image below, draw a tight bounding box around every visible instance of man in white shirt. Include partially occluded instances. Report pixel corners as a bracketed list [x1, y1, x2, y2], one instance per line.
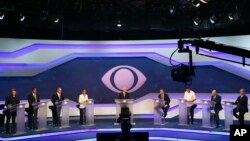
[183, 87, 197, 125]
[78, 89, 89, 125]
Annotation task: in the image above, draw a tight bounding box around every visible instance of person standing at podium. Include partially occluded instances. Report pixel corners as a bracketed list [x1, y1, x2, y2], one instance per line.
[210, 90, 222, 128]
[118, 88, 130, 99]
[158, 89, 170, 118]
[5, 88, 20, 134]
[233, 89, 248, 125]
[78, 89, 88, 125]
[183, 87, 197, 125]
[27, 87, 40, 130]
[51, 88, 65, 127]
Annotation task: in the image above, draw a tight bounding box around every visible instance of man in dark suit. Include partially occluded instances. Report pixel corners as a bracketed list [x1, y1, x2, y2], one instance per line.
[27, 87, 40, 130]
[118, 88, 130, 99]
[233, 89, 248, 125]
[158, 89, 170, 118]
[210, 90, 222, 128]
[51, 88, 64, 127]
[5, 88, 20, 134]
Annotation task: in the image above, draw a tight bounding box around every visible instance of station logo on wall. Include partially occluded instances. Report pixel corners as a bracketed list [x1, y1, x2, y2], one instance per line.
[102, 65, 146, 93]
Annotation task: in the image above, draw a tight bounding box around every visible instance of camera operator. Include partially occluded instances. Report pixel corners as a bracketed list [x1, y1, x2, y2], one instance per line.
[117, 107, 132, 138]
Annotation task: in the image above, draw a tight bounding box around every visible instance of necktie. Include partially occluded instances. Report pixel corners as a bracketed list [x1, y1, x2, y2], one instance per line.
[123, 93, 125, 98]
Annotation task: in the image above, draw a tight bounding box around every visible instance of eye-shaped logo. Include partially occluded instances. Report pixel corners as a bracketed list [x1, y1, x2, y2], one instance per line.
[102, 65, 146, 93]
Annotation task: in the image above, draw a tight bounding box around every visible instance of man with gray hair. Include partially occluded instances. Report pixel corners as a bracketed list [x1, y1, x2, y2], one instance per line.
[233, 89, 248, 125]
[210, 90, 222, 128]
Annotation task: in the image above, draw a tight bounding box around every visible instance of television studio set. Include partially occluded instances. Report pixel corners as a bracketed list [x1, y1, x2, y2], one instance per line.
[0, 0, 250, 141]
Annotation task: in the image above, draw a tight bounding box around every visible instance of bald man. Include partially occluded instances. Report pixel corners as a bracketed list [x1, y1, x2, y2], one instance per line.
[233, 89, 248, 125]
[210, 90, 222, 128]
[118, 88, 130, 99]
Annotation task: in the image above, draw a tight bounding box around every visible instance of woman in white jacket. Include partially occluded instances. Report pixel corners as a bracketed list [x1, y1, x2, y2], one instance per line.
[78, 89, 88, 125]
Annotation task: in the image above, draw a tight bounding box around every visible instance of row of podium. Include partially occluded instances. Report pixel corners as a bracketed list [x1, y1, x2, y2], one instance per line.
[4, 98, 235, 135]
[10, 99, 95, 135]
[154, 99, 235, 131]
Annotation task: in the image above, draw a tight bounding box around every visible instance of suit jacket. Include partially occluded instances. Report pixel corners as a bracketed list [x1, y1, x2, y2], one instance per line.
[158, 93, 170, 105]
[51, 93, 64, 105]
[211, 95, 222, 111]
[235, 95, 248, 113]
[118, 92, 130, 99]
[28, 93, 40, 108]
[5, 95, 20, 111]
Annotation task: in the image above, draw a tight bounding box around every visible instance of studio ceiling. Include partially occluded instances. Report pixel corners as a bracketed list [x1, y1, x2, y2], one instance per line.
[0, 0, 250, 40]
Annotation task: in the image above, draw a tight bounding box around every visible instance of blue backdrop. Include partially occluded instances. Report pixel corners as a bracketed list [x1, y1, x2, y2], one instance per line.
[0, 57, 249, 103]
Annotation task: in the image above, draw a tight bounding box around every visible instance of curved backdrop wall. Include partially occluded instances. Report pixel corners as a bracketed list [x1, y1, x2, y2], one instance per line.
[0, 35, 249, 103]
[0, 57, 249, 103]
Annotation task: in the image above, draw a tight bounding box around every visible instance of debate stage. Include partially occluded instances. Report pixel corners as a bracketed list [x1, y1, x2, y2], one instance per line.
[0, 116, 233, 141]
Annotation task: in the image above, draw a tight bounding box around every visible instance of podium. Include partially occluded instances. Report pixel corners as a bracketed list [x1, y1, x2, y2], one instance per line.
[200, 99, 213, 128]
[56, 99, 70, 128]
[114, 99, 135, 125]
[153, 98, 165, 125]
[86, 99, 95, 126]
[16, 103, 26, 135]
[33, 101, 48, 131]
[178, 99, 189, 125]
[224, 101, 234, 131]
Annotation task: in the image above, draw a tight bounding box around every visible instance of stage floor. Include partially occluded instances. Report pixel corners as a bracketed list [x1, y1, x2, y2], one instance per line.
[0, 117, 234, 141]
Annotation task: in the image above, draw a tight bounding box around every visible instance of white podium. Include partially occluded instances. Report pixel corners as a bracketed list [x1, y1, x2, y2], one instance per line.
[86, 99, 95, 126]
[56, 99, 70, 128]
[153, 98, 165, 125]
[114, 99, 134, 125]
[16, 103, 26, 135]
[178, 99, 189, 126]
[33, 101, 48, 131]
[224, 101, 234, 131]
[201, 99, 213, 128]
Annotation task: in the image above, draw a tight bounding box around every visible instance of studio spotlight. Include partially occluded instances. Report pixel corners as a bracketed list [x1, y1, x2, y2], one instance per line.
[228, 13, 234, 20]
[54, 17, 60, 23]
[0, 12, 4, 20]
[228, 13, 238, 21]
[169, 6, 175, 14]
[19, 13, 25, 22]
[200, 0, 208, 4]
[209, 15, 216, 24]
[116, 21, 122, 27]
[193, 17, 201, 25]
[192, 0, 201, 7]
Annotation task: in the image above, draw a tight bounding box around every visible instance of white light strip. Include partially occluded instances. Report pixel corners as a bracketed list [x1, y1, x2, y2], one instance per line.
[76, 137, 204, 141]
[0, 128, 229, 141]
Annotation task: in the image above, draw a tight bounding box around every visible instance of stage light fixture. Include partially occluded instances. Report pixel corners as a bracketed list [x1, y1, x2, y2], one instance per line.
[193, 17, 201, 25]
[209, 15, 216, 24]
[116, 21, 122, 27]
[199, 0, 208, 4]
[228, 12, 239, 21]
[19, 13, 25, 22]
[54, 18, 60, 23]
[0, 12, 4, 20]
[192, 0, 201, 8]
[169, 6, 175, 14]
[228, 13, 234, 20]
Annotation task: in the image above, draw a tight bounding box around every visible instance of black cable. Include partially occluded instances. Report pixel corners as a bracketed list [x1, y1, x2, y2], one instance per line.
[169, 48, 181, 66]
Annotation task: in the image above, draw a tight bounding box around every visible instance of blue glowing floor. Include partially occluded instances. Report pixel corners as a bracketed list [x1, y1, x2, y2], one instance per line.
[0, 118, 232, 141]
